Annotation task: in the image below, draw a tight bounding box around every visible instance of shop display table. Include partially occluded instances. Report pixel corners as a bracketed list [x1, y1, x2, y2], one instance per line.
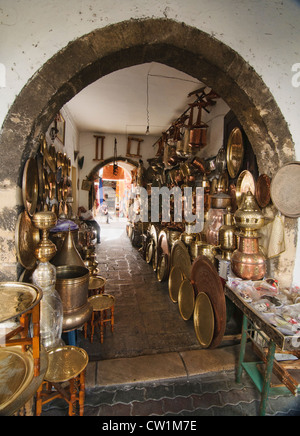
[225, 284, 300, 416]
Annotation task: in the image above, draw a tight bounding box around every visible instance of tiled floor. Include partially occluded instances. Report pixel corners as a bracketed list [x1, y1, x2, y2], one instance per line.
[77, 218, 207, 361]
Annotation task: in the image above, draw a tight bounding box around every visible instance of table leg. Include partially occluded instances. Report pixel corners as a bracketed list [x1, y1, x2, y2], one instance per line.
[79, 370, 85, 416]
[259, 340, 276, 416]
[236, 314, 248, 383]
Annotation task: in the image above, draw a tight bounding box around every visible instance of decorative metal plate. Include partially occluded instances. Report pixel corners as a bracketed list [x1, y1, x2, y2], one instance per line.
[178, 278, 195, 321]
[226, 127, 244, 179]
[255, 174, 271, 208]
[15, 211, 39, 270]
[0, 346, 34, 413]
[0, 282, 42, 323]
[236, 170, 255, 207]
[193, 292, 215, 348]
[88, 294, 115, 311]
[168, 265, 184, 303]
[270, 162, 300, 217]
[45, 346, 89, 383]
[170, 239, 191, 280]
[157, 253, 169, 282]
[22, 158, 39, 216]
[88, 275, 106, 291]
[191, 255, 226, 349]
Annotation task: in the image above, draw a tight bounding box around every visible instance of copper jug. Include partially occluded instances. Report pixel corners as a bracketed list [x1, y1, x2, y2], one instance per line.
[189, 104, 208, 149]
[231, 235, 266, 280]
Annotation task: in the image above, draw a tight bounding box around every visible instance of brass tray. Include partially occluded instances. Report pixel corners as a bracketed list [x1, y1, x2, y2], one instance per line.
[193, 292, 215, 348]
[145, 240, 153, 264]
[256, 174, 271, 208]
[226, 127, 244, 179]
[168, 266, 184, 303]
[170, 239, 191, 280]
[236, 170, 255, 206]
[178, 278, 195, 321]
[88, 294, 115, 311]
[22, 157, 39, 216]
[0, 346, 34, 413]
[88, 275, 106, 291]
[15, 210, 39, 270]
[191, 255, 226, 349]
[0, 282, 42, 324]
[270, 162, 300, 217]
[45, 346, 89, 383]
[157, 253, 169, 282]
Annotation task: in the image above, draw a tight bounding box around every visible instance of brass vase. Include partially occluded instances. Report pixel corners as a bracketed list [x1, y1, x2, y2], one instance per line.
[219, 208, 237, 260]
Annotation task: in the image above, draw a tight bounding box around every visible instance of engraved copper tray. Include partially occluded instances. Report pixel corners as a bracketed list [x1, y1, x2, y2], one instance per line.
[178, 278, 195, 321]
[226, 127, 244, 179]
[15, 210, 39, 270]
[88, 275, 106, 291]
[256, 174, 271, 208]
[168, 266, 184, 303]
[0, 282, 42, 324]
[45, 346, 88, 383]
[157, 230, 170, 281]
[193, 292, 215, 348]
[22, 157, 39, 216]
[191, 255, 226, 349]
[270, 162, 300, 217]
[170, 239, 191, 280]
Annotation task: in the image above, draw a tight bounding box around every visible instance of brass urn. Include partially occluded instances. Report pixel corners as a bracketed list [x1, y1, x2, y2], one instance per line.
[234, 190, 265, 236]
[231, 190, 266, 280]
[219, 207, 237, 260]
[32, 211, 57, 262]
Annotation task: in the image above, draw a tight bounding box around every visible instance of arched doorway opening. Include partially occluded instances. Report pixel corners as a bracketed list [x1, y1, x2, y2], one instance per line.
[0, 18, 297, 283]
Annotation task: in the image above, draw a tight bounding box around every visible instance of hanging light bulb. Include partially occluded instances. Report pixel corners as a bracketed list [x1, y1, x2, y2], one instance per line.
[146, 125, 150, 135]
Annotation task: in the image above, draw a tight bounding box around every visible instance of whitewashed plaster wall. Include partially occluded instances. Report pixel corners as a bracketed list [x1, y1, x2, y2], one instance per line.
[0, 0, 300, 281]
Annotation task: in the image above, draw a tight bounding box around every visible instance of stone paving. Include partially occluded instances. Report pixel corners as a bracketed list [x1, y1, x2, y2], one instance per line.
[41, 219, 300, 417]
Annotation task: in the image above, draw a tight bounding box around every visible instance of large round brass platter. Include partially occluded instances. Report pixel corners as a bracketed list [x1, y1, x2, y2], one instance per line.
[270, 162, 300, 217]
[170, 239, 191, 280]
[226, 127, 244, 179]
[168, 265, 184, 303]
[22, 157, 39, 216]
[191, 255, 226, 349]
[256, 174, 271, 208]
[178, 278, 195, 321]
[145, 240, 153, 264]
[0, 346, 34, 414]
[45, 346, 89, 383]
[193, 292, 215, 348]
[157, 253, 169, 282]
[0, 282, 42, 324]
[15, 210, 39, 270]
[236, 170, 255, 206]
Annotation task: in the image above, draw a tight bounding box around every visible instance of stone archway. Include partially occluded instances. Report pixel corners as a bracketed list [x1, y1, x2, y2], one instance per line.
[0, 18, 297, 283]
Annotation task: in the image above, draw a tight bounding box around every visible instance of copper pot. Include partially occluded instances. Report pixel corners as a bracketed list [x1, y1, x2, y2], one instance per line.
[231, 235, 266, 280]
[211, 192, 232, 209]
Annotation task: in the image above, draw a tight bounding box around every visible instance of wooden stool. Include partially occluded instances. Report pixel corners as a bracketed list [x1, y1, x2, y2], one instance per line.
[88, 275, 106, 297]
[84, 294, 115, 344]
[36, 346, 89, 416]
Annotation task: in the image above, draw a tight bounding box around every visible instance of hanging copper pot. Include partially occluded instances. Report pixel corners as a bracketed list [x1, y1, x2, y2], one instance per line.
[189, 103, 208, 149]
